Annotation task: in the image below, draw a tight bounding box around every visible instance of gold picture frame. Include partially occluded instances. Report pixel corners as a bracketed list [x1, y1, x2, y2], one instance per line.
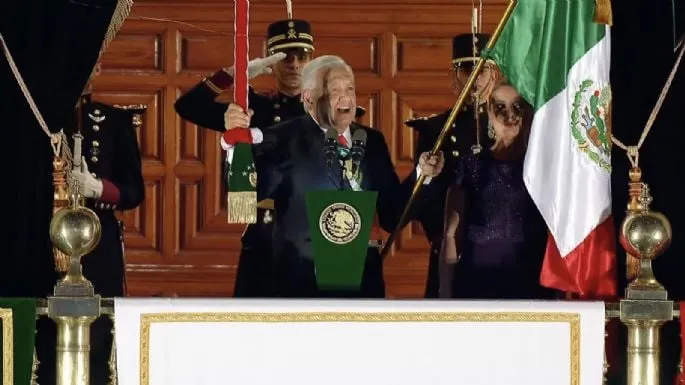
[0, 308, 13, 385]
[139, 311, 580, 385]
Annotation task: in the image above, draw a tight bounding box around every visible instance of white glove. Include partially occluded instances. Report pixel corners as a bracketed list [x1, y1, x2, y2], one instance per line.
[71, 156, 103, 199]
[223, 52, 287, 80]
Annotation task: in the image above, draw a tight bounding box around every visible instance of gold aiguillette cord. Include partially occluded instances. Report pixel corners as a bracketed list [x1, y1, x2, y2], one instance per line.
[611, 41, 685, 279]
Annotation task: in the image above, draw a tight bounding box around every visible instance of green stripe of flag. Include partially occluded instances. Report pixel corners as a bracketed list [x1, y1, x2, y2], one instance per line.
[486, 0, 605, 110]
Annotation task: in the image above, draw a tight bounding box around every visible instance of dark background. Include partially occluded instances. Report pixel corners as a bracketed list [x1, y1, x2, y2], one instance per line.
[610, 1, 684, 383]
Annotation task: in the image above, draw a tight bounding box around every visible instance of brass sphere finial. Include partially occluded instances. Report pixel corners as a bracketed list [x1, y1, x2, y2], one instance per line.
[620, 184, 671, 261]
[49, 193, 101, 258]
[49, 191, 101, 289]
[620, 210, 672, 261]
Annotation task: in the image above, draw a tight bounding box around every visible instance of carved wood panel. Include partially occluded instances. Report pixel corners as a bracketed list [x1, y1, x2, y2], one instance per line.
[94, 0, 506, 298]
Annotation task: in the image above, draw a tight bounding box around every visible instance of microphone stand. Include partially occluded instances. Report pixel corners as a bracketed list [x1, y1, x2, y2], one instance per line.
[338, 154, 346, 191]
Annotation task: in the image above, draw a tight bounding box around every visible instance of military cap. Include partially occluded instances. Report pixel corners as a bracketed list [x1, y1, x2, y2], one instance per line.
[404, 112, 440, 129]
[452, 33, 492, 67]
[266, 19, 314, 55]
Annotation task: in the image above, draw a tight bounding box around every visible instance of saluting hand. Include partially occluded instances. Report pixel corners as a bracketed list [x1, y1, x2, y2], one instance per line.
[418, 151, 445, 178]
[224, 103, 253, 130]
[247, 52, 287, 79]
[223, 52, 287, 80]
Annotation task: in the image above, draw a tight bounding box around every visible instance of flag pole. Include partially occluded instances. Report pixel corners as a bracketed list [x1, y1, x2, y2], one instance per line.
[226, 0, 258, 224]
[379, 0, 519, 260]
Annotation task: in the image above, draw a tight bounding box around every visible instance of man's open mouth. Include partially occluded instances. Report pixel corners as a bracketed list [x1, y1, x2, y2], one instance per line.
[337, 107, 351, 113]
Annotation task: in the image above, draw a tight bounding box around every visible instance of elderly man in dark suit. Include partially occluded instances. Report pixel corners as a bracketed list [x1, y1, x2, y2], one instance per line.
[222, 55, 444, 298]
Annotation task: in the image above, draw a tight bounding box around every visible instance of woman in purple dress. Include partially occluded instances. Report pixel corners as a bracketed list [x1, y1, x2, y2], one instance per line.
[439, 79, 557, 299]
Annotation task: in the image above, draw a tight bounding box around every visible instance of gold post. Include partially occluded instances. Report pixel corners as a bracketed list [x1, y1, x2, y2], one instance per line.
[625, 320, 663, 384]
[603, 318, 609, 385]
[379, 0, 518, 259]
[614, 168, 674, 385]
[48, 189, 102, 385]
[53, 316, 97, 385]
[108, 314, 118, 385]
[31, 328, 39, 385]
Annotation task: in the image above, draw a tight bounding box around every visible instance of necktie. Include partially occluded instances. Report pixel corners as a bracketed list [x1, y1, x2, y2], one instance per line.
[338, 134, 349, 148]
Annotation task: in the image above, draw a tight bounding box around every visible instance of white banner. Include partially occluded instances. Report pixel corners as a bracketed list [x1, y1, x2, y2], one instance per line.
[114, 299, 605, 385]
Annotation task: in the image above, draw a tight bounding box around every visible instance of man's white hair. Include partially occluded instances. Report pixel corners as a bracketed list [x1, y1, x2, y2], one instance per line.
[301, 55, 351, 92]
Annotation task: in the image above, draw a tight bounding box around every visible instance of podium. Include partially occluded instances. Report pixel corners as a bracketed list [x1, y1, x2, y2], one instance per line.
[305, 190, 377, 291]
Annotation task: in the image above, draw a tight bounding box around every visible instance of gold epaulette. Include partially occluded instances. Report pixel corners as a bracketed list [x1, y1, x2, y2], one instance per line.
[113, 104, 147, 128]
[404, 113, 438, 125]
[257, 199, 275, 210]
[113, 103, 147, 111]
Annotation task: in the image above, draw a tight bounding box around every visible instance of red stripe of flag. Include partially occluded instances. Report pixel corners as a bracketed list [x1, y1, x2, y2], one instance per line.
[539, 215, 617, 299]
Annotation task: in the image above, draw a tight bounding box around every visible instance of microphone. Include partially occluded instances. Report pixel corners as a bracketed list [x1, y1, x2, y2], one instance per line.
[324, 126, 338, 169]
[350, 129, 367, 175]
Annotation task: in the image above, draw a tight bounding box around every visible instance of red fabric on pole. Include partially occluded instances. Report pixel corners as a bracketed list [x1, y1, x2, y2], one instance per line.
[233, 0, 249, 112]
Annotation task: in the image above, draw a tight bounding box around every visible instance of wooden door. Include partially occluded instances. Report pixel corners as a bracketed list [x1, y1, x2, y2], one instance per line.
[92, 0, 507, 297]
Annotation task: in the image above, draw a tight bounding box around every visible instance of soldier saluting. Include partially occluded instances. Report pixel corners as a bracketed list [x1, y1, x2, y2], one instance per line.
[406, 31, 497, 298]
[175, 3, 365, 297]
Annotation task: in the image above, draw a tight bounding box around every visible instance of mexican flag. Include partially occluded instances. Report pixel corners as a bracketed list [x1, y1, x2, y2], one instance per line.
[487, 0, 616, 298]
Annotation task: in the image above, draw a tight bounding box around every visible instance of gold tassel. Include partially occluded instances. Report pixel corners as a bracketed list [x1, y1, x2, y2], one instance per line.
[52, 156, 70, 272]
[227, 192, 257, 224]
[625, 168, 644, 281]
[594, 0, 613, 26]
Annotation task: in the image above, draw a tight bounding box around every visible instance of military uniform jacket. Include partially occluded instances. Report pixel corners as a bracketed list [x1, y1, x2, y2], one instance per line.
[174, 69, 305, 132]
[67, 95, 146, 296]
[74, 94, 146, 212]
[249, 115, 425, 262]
[406, 105, 489, 242]
[174, 69, 308, 249]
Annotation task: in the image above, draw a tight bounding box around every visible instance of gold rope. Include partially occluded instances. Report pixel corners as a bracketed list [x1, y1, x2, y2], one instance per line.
[127, 16, 231, 36]
[52, 157, 71, 271]
[611, 41, 685, 168]
[1, 0, 133, 271]
[85, 0, 134, 87]
[611, 39, 685, 280]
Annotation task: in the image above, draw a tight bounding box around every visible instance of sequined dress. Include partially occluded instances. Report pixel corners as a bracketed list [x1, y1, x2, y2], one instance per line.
[451, 151, 555, 299]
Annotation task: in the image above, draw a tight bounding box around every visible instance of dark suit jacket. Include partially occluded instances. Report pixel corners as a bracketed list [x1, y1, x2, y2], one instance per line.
[250, 115, 419, 262]
[231, 115, 426, 297]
